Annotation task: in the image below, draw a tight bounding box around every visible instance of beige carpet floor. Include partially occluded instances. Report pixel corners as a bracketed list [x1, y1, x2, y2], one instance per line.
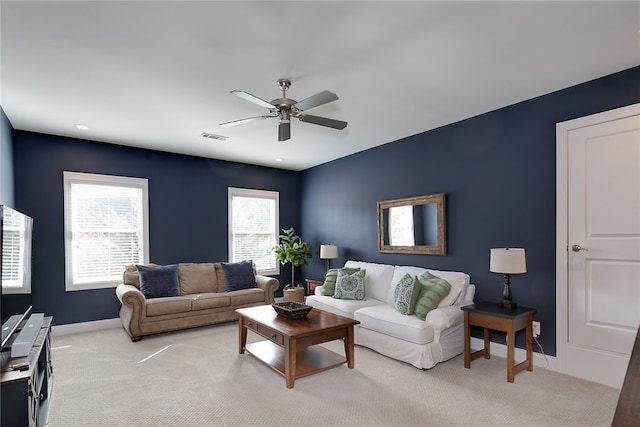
[45, 322, 620, 426]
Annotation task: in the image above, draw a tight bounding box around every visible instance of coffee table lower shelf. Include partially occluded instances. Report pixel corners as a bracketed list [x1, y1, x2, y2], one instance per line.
[245, 340, 346, 381]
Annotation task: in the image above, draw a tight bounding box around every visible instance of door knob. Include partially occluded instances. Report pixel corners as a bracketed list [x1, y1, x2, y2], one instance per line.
[572, 244, 588, 252]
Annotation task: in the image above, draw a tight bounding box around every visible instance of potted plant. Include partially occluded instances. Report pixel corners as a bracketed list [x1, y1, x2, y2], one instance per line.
[273, 227, 312, 303]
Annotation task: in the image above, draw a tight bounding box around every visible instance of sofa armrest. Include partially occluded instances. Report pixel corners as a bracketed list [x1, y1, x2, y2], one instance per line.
[116, 284, 147, 339]
[462, 284, 476, 303]
[256, 275, 279, 304]
[116, 284, 146, 310]
[425, 303, 468, 330]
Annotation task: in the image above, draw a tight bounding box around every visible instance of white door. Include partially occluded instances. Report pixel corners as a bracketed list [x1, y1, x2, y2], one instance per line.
[557, 104, 640, 388]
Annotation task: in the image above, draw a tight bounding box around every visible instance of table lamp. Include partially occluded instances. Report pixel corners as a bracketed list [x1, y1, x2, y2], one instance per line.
[490, 248, 526, 310]
[320, 245, 339, 272]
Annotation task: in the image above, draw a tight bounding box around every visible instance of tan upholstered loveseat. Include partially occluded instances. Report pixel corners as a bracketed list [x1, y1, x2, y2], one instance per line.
[115, 262, 279, 341]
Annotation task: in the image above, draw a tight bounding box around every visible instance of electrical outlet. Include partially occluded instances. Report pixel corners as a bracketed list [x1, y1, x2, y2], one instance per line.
[532, 321, 541, 337]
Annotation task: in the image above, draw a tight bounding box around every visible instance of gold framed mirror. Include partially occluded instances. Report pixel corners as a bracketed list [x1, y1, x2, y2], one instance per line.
[377, 193, 446, 255]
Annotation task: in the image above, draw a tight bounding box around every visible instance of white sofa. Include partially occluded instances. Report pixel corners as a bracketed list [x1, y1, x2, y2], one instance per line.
[305, 260, 475, 369]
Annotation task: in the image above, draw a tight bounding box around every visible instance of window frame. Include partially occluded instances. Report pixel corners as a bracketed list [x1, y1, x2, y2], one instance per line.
[63, 171, 149, 291]
[228, 187, 279, 276]
[1, 206, 33, 295]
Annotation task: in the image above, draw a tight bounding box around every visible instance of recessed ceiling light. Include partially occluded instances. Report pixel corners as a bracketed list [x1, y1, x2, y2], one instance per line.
[74, 124, 89, 130]
[275, 158, 284, 162]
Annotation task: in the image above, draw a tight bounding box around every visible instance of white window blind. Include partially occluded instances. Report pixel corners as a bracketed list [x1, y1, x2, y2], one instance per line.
[389, 205, 415, 246]
[64, 172, 149, 291]
[228, 188, 279, 275]
[1, 206, 32, 293]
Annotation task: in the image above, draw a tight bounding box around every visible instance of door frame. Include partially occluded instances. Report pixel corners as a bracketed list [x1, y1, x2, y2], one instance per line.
[555, 103, 640, 377]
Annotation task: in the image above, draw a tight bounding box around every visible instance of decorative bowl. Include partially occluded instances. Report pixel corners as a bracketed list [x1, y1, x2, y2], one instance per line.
[272, 301, 312, 319]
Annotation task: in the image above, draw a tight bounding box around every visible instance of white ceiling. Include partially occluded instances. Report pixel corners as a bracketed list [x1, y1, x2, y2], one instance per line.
[2, 1, 639, 171]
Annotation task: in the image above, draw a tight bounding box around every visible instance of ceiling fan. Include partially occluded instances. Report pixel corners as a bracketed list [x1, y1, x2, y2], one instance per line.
[219, 79, 347, 141]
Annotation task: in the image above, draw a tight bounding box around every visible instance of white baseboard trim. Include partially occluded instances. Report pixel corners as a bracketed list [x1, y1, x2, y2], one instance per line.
[51, 318, 559, 371]
[52, 318, 121, 336]
[470, 337, 558, 372]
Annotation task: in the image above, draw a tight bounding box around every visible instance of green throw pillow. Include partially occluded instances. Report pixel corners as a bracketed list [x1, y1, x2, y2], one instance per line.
[321, 267, 360, 296]
[413, 271, 452, 320]
[393, 273, 421, 315]
[333, 269, 366, 300]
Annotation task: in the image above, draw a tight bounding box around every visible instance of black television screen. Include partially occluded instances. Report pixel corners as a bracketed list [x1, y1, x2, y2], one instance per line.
[1, 205, 33, 325]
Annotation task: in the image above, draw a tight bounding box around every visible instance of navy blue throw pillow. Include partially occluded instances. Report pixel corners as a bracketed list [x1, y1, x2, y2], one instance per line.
[220, 260, 257, 291]
[137, 264, 180, 299]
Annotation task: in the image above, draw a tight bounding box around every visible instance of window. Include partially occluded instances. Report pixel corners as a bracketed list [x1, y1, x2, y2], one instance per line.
[388, 205, 415, 246]
[1, 206, 33, 294]
[64, 172, 149, 291]
[228, 187, 279, 276]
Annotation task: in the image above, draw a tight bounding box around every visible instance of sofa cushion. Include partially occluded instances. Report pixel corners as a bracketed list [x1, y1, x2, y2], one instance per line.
[334, 269, 366, 300]
[146, 296, 192, 317]
[213, 263, 228, 293]
[321, 267, 361, 296]
[355, 304, 436, 345]
[344, 260, 395, 301]
[178, 263, 217, 295]
[413, 272, 452, 321]
[137, 264, 180, 299]
[191, 293, 231, 310]
[388, 265, 468, 307]
[123, 268, 141, 288]
[220, 260, 257, 291]
[306, 295, 383, 319]
[229, 288, 266, 306]
[426, 269, 469, 305]
[393, 273, 421, 315]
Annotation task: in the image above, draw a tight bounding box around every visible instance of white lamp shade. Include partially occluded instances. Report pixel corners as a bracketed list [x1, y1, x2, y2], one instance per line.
[320, 245, 339, 259]
[490, 248, 527, 274]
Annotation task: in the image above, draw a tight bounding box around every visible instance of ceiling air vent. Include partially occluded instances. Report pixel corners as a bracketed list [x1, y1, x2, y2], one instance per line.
[200, 132, 228, 141]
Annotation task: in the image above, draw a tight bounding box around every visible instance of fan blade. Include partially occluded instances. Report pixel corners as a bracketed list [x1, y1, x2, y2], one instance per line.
[231, 90, 276, 109]
[294, 90, 338, 111]
[278, 121, 291, 141]
[219, 116, 273, 127]
[298, 114, 347, 130]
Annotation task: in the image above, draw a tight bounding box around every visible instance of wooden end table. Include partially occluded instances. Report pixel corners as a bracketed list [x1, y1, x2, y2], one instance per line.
[461, 302, 536, 383]
[305, 279, 323, 296]
[236, 305, 359, 388]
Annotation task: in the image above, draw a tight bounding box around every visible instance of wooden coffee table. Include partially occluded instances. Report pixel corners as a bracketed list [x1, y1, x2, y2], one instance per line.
[236, 305, 359, 388]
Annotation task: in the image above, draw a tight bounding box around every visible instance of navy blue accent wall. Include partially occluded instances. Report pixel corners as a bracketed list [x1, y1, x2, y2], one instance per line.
[12, 131, 301, 325]
[300, 66, 640, 356]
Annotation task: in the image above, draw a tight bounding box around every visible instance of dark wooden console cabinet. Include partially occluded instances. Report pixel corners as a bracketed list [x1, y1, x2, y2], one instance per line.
[1, 316, 53, 427]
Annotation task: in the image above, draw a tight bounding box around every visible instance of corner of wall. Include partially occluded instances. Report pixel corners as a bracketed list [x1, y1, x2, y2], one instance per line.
[0, 105, 15, 207]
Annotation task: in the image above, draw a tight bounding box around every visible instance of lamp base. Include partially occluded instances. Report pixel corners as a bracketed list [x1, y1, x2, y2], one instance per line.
[502, 301, 518, 311]
[501, 273, 517, 311]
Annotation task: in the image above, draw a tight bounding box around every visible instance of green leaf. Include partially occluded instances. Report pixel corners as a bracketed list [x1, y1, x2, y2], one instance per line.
[272, 227, 312, 284]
